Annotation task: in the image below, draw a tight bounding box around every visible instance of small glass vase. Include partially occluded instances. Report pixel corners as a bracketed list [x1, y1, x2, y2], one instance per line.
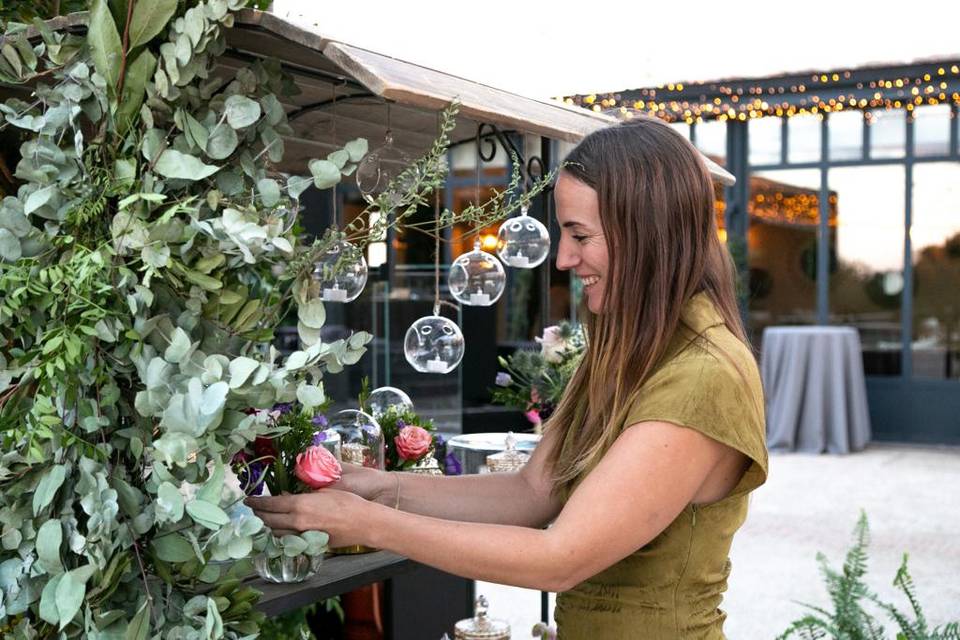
[253, 552, 323, 583]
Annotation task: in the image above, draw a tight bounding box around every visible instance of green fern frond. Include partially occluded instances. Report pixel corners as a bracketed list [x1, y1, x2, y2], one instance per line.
[777, 615, 832, 640]
[892, 554, 927, 632]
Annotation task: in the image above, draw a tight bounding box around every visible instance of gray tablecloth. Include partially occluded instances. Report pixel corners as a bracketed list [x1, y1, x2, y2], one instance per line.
[761, 326, 871, 453]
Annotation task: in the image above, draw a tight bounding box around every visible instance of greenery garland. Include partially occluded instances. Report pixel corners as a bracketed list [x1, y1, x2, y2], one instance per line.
[0, 2, 552, 637]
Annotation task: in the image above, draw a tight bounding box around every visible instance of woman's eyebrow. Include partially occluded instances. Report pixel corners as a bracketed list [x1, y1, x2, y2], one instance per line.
[561, 221, 586, 229]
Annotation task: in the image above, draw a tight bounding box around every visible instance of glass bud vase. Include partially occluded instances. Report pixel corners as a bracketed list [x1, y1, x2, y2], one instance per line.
[253, 551, 323, 584]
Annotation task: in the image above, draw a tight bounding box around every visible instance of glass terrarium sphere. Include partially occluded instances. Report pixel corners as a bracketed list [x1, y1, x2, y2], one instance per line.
[325, 410, 384, 470]
[312, 428, 341, 459]
[310, 240, 368, 303]
[496, 209, 550, 269]
[356, 131, 418, 208]
[367, 386, 414, 418]
[404, 315, 465, 374]
[448, 240, 507, 307]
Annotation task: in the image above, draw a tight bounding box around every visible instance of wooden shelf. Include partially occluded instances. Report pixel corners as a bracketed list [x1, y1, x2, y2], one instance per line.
[251, 551, 417, 616]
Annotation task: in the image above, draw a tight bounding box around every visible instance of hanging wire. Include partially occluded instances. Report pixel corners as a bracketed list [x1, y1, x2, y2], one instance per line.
[331, 81, 340, 228]
[433, 186, 441, 317]
[433, 111, 442, 316]
[475, 134, 483, 237]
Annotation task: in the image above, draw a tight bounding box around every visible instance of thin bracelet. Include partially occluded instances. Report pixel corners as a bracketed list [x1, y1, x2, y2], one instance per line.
[393, 473, 401, 510]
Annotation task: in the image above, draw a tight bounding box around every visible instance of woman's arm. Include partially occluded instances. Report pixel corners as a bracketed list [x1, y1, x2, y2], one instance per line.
[334, 427, 563, 528]
[249, 420, 740, 592]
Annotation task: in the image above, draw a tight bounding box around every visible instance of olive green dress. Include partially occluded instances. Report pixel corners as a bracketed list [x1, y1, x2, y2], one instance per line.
[554, 293, 768, 639]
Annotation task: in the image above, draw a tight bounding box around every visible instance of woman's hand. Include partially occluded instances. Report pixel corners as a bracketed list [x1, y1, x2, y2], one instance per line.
[246, 490, 376, 547]
[331, 464, 394, 505]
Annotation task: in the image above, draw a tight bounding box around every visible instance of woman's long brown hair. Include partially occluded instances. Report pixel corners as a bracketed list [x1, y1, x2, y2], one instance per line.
[545, 116, 748, 498]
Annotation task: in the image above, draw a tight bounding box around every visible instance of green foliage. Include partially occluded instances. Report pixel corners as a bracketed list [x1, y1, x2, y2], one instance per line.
[0, 1, 89, 24]
[491, 320, 585, 420]
[257, 598, 344, 640]
[778, 512, 960, 640]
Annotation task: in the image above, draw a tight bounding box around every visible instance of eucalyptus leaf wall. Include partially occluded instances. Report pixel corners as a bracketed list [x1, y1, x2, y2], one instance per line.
[0, 1, 377, 637]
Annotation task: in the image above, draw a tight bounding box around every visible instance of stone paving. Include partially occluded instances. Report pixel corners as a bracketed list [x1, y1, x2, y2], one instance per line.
[476, 444, 960, 638]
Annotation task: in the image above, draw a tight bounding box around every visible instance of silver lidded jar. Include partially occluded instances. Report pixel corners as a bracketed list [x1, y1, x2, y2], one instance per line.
[454, 595, 510, 640]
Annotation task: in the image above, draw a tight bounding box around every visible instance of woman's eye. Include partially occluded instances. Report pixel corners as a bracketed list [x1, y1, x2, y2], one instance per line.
[572, 235, 588, 243]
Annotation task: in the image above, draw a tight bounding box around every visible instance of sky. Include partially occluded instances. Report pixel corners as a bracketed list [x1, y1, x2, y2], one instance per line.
[272, 0, 960, 99]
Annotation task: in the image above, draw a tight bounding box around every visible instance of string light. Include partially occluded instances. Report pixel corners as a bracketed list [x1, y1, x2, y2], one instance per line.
[561, 60, 960, 124]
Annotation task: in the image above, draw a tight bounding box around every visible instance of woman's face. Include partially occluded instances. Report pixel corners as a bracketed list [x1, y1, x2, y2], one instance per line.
[554, 172, 609, 314]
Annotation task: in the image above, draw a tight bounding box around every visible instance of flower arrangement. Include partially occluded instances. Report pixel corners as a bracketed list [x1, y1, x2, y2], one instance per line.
[491, 321, 585, 431]
[355, 378, 446, 472]
[232, 402, 342, 497]
[377, 405, 438, 471]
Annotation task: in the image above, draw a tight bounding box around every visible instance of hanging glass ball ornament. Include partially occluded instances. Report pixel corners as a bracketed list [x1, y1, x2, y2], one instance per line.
[496, 206, 550, 269]
[356, 130, 417, 208]
[310, 240, 368, 303]
[325, 410, 385, 470]
[404, 309, 465, 374]
[367, 386, 414, 418]
[448, 239, 507, 306]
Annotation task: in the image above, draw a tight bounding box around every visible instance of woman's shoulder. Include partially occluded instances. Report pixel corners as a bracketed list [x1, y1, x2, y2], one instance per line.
[652, 323, 760, 393]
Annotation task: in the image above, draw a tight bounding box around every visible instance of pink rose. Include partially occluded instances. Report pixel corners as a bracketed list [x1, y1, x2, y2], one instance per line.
[394, 426, 432, 461]
[295, 446, 342, 490]
[525, 409, 542, 425]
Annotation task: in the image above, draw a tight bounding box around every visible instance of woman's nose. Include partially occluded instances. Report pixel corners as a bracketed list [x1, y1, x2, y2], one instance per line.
[555, 242, 578, 271]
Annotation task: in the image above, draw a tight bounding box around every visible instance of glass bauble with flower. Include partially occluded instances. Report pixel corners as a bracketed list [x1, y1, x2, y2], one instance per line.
[310, 240, 368, 303]
[404, 310, 465, 374]
[448, 239, 506, 306]
[496, 206, 550, 269]
[324, 409, 384, 470]
[367, 386, 414, 418]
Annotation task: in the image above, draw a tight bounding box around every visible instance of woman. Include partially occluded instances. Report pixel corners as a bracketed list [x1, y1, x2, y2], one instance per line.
[248, 117, 767, 639]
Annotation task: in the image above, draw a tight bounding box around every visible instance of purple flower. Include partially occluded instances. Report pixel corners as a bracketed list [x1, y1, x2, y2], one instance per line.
[311, 414, 329, 428]
[272, 402, 294, 415]
[238, 460, 266, 496]
[396, 419, 407, 430]
[444, 452, 462, 476]
[312, 431, 329, 446]
[495, 372, 512, 387]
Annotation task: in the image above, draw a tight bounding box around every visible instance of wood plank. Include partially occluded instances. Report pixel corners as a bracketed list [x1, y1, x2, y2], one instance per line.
[252, 551, 417, 616]
[322, 41, 617, 144]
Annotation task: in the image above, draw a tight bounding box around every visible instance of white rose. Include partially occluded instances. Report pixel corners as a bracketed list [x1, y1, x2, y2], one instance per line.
[536, 325, 569, 364]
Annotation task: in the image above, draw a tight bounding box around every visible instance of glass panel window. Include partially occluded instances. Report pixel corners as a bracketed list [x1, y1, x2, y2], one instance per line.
[829, 110, 863, 161]
[787, 114, 822, 164]
[695, 119, 727, 165]
[911, 163, 960, 379]
[913, 104, 951, 157]
[747, 169, 821, 344]
[828, 165, 905, 375]
[749, 116, 782, 166]
[868, 109, 906, 159]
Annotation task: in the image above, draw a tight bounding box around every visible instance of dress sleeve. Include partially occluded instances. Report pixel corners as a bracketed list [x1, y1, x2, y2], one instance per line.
[624, 348, 768, 497]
